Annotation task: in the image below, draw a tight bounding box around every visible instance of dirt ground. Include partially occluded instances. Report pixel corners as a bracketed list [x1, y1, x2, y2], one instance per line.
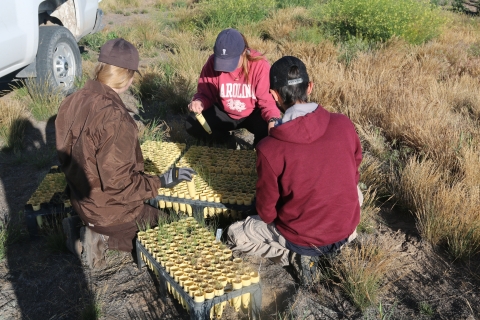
[1, 8, 480, 320]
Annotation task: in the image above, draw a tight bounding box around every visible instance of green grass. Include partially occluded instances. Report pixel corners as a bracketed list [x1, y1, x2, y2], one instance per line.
[183, 0, 276, 30]
[0, 213, 28, 261]
[316, 0, 446, 44]
[419, 301, 435, 316]
[338, 37, 373, 65]
[289, 26, 326, 44]
[80, 300, 102, 320]
[276, 0, 317, 8]
[79, 31, 119, 52]
[24, 78, 64, 121]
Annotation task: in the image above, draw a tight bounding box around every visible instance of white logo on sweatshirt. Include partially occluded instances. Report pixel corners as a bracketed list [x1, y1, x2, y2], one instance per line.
[222, 49, 226, 55]
[226, 99, 246, 112]
[219, 83, 256, 99]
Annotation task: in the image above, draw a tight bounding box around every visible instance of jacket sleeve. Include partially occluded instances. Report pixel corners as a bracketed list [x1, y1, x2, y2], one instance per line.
[255, 149, 280, 224]
[253, 60, 281, 122]
[95, 108, 161, 204]
[192, 55, 218, 110]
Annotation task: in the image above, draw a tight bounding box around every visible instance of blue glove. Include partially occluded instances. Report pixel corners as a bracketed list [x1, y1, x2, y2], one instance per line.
[159, 167, 196, 188]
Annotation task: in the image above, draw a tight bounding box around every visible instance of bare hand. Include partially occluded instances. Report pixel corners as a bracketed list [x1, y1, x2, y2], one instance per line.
[268, 121, 275, 134]
[188, 100, 204, 114]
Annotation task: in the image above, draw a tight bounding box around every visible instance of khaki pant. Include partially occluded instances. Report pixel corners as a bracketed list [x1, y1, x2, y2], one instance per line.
[227, 186, 363, 266]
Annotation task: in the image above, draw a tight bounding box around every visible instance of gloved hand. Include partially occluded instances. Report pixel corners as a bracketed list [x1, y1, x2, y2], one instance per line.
[159, 167, 196, 188]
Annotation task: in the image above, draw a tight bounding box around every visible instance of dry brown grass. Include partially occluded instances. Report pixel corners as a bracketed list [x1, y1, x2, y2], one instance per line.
[396, 157, 480, 260]
[331, 236, 396, 311]
[272, 13, 480, 259]
[0, 99, 28, 151]
[100, 0, 141, 12]
[119, 18, 166, 56]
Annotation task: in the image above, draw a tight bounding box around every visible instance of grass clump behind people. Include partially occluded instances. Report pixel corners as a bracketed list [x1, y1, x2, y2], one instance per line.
[184, 0, 275, 30]
[317, 0, 446, 44]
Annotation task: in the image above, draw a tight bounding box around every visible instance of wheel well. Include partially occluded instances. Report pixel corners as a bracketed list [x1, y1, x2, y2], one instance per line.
[38, 12, 63, 27]
[38, 0, 77, 38]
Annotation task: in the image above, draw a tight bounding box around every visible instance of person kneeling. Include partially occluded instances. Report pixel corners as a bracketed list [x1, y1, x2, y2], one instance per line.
[227, 56, 363, 285]
[56, 39, 195, 268]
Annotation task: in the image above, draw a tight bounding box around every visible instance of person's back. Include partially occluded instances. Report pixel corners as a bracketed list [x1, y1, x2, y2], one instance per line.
[256, 104, 361, 249]
[227, 56, 362, 285]
[56, 38, 195, 268]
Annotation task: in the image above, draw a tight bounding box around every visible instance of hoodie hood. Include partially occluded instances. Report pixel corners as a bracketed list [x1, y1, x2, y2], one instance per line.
[270, 104, 330, 144]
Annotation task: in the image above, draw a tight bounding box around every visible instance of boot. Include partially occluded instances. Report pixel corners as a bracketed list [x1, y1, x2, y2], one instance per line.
[289, 252, 320, 286]
[80, 227, 108, 269]
[62, 216, 83, 258]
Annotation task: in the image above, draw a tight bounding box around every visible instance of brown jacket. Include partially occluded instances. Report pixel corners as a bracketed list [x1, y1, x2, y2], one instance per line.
[55, 80, 161, 228]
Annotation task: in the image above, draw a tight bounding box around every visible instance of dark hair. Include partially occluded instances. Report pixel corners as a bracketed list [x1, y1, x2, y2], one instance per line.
[276, 66, 309, 108]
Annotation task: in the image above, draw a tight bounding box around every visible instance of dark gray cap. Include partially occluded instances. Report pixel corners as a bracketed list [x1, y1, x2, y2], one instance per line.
[213, 29, 246, 72]
[270, 56, 309, 90]
[98, 38, 140, 72]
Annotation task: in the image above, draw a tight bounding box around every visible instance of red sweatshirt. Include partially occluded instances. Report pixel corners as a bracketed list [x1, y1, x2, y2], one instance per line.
[192, 50, 280, 122]
[255, 105, 362, 248]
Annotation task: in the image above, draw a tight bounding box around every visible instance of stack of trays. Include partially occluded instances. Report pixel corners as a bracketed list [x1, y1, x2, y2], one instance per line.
[137, 217, 261, 319]
[24, 166, 73, 235]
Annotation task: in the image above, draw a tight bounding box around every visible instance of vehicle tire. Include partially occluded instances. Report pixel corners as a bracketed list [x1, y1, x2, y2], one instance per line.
[35, 26, 82, 95]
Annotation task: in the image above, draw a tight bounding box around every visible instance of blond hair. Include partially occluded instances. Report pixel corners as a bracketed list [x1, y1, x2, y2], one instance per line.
[94, 62, 135, 89]
[240, 33, 264, 84]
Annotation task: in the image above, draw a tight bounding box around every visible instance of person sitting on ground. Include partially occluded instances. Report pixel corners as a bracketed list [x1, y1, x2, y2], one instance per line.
[185, 28, 281, 147]
[56, 38, 195, 268]
[227, 56, 363, 284]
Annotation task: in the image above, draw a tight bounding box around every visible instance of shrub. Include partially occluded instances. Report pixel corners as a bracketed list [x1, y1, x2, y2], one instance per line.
[190, 0, 276, 30]
[317, 0, 446, 44]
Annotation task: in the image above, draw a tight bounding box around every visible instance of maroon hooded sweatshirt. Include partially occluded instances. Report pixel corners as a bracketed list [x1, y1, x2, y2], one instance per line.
[255, 105, 362, 248]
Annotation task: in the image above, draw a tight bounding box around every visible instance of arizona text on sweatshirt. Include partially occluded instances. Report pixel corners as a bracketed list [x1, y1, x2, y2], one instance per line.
[192, 49, 280, 122]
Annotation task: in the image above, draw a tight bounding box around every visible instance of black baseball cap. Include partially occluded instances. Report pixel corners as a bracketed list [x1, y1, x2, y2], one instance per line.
[98, 38, 141, 75]
[270, 56, 309, 90]
[213, 29, 246, 72]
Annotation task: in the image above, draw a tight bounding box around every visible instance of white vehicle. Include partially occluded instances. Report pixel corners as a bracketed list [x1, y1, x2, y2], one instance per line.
[0, 0, 103, 93]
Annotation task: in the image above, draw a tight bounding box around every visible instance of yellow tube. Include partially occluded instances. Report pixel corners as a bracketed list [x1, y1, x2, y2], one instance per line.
[186, 176, 196, 198]
[195, 113, 212, 134]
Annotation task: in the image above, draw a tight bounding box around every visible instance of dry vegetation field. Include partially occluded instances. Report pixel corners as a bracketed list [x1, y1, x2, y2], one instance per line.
[1, 0, 480, 319]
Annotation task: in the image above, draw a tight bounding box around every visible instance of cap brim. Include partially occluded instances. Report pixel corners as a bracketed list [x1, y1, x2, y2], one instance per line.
[214, 56, 240, 72]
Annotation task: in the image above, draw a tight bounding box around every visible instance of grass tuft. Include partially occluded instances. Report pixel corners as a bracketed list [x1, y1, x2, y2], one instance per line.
[331, 236, 395, 311]
[23, 78, 64, 121]
[0, 99, 28, 152]
[139, 118, 167, 143]
[80, 299, 103, 320]
[0, 213, 28, 261]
